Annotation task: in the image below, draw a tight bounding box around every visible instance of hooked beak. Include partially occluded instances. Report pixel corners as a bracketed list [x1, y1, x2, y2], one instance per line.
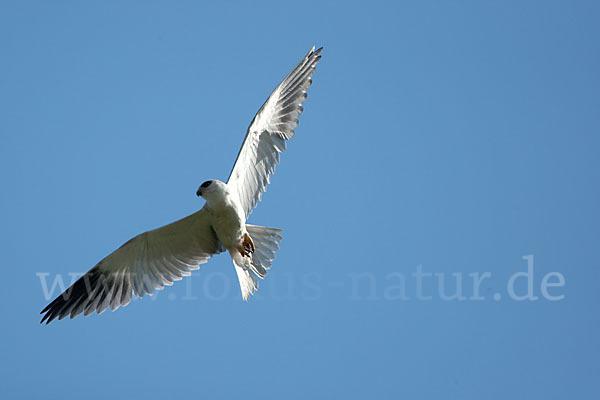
[196, 188, 202, 197]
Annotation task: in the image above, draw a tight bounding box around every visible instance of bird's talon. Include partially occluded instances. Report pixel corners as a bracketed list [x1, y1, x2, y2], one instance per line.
[238, 233, 255, 258]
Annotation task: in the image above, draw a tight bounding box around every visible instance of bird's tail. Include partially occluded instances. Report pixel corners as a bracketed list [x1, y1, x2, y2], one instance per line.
[232, 225, 283, 300]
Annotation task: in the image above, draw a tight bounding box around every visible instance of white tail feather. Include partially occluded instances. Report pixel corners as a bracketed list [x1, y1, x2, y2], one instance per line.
[232, 225, 283, 300]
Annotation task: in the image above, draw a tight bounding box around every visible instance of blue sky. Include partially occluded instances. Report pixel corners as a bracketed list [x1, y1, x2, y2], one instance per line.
[1, 1, 599, 398]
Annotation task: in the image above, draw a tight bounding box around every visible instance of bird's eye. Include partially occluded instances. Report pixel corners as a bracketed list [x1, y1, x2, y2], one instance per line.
[201, 181, 212, 188]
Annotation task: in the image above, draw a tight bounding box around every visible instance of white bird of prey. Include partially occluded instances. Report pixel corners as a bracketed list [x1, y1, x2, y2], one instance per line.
[40, 46, 322, 324]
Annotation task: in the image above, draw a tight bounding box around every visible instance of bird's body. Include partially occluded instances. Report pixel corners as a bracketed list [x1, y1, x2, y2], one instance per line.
[202, 180, 247, 253]
[40, 46, 322, 324]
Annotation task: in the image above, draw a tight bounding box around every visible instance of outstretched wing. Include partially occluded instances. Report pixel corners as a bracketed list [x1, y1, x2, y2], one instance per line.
[40, 208, 223, 324]
[227, 46, 322, 219]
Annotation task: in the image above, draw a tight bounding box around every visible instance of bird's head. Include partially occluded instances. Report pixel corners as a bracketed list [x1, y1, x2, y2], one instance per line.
[196, 179, 227, 200]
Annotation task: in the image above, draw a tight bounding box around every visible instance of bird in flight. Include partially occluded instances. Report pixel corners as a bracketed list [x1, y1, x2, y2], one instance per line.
[40, 46, 322, 324]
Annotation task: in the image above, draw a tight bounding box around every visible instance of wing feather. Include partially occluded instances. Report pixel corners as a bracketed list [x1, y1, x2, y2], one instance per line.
[40, 207, 223, 324]
[228, 46, 322, 218]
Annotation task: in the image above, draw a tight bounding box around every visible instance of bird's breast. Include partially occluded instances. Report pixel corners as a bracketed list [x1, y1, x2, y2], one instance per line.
[208, 201, 246, 250]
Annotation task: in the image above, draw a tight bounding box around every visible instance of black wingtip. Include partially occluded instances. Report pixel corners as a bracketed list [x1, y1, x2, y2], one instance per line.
[40, 303, 53, 324]
[40, 306, 56, 324]
[39, 266, 104, 325]
[306, 46, 323, 59]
